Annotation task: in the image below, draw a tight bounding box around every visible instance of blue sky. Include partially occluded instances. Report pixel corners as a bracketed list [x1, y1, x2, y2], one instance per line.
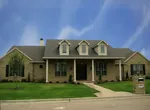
[0, 0, 150, 59]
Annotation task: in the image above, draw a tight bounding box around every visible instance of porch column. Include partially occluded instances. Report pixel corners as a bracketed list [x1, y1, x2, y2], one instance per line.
[46, 59, 49, 83]
[74, 59, 76, 82]
[119, 60, 122, 81]
[92, 59, 95, 82]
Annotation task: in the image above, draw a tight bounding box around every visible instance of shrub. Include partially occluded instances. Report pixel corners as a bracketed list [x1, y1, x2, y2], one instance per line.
[28, 73, 31, 82]
[56, 81, 59, 83]
[9, 80, 13, 82]
[105, 80, 108, 83]
[77, 82, 80, 85]
[49, 81, 52, 83]
[68, 74, 73, 83]
[38, 78, 45, 83]
[21, 79, 27, 82]
[64, 81, 67, 83]
[111, 80, 114, 82]
[2, 79, 8, 82]
[145, 76, 150, 79]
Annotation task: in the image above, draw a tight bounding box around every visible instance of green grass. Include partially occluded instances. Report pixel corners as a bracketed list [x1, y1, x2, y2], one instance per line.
[99, 80, 150, 94]
[0, 83, 98, 100]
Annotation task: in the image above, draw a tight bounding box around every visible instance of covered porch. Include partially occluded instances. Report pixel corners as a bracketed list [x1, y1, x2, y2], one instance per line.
[45, 58, 123, 83]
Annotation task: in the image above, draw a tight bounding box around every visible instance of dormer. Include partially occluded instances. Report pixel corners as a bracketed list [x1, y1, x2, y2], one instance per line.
[58, 40, 70, 55]
[77, 40, 90, 55]
[93, 40, 108, 56]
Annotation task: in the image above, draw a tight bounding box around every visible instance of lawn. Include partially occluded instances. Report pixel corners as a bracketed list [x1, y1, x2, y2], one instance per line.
[0, 83, 98, 100]
[99, 80, 150, 94]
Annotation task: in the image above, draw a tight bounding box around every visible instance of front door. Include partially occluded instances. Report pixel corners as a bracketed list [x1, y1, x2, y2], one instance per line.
[76, 63, 87, 80]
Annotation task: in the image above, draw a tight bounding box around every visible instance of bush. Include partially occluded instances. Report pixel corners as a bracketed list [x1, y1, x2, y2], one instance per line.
[56, 81, 59, 83]
[64, 81, 67, 83]
[145, 76, 150, 79]
[105, 80, 108, 83]
[38, 78, 45, 83]
[2, 79, 8, 82]
[77, 82, 80, 85]
[111, 80, 114, 82]
[49, 81, 52, 83]
[21, 79, 27, 82]
[68, 74, 73, 83]
[9, 80, 13, 82]
[28, 73, 31, 82]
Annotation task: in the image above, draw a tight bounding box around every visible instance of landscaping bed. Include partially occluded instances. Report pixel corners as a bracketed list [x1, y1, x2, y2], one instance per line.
[0, 83, 98, 100]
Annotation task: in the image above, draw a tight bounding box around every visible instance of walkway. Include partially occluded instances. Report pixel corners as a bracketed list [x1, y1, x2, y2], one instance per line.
[83, 83, 136, 97]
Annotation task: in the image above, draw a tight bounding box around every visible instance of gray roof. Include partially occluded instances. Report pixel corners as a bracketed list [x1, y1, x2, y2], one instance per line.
[8, 46, 45, 61]
[7, 39, 134, 61]
[44, 39, 134, 59]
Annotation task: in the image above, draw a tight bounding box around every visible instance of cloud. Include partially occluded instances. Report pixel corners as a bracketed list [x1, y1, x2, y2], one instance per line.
[122, 5, 150, 48]
[19, 25, 40, 45]
[0, 0, 7, 9]
[57, 0, 113, 39]
[57, 25, 94, 39]
[141, 47, 150, 59]
[59, 0, 81, 27]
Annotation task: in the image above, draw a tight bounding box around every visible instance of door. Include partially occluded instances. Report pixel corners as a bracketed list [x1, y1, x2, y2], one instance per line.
[76, 63, 87, 80]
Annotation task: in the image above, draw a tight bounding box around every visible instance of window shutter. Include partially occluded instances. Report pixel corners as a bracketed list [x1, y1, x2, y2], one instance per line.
[143, 64, 145, 75]
[130, 64, 133, 75]
[6, 65, 9, 77]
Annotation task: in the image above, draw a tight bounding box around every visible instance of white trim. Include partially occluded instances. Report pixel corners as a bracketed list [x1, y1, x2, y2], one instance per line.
[58, 40, 71, 45]
[74, 59, 76, 82]
[93, 40, 108, 48]
[119, 60, 122, 81]
[124, 51, 149, 62]
[46, 59, 49, 83]
[43, 57, 125, 59]
[31, 61, 45, 63]
[78, 40, 90, 46]
[92, 59, 94, 82]
[0, 47, 32, 60]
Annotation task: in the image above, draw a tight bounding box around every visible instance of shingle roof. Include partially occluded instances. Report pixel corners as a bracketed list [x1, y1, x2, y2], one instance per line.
[7, 39, 134, 61]
[44, 39, 134, 59]
[8, 46, 45, 61]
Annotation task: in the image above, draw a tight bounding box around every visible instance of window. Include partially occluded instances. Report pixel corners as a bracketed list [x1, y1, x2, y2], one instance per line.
[39, 65, 43, 68]
[55, 62, 67, 76]
[82, 45, 86, 53]
[5, 64, 24, 77]
[62, 45, 67, 53]
[131, 64, 145, 75]
[100, 45, 105, 53]
[96, 63, 107, 75]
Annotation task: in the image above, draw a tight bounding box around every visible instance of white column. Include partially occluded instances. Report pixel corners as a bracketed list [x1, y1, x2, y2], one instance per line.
[74, 59, 76, 82]
[119, 60, 122, 81]
[46, 59, 49, 83]
[92, 59, 95, 82]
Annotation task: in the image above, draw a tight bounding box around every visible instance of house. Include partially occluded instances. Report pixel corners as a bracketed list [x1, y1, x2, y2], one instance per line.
[0, 39, 150, 83]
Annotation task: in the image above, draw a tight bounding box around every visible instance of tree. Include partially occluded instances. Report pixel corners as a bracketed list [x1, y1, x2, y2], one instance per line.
[8, 53, 24, 89]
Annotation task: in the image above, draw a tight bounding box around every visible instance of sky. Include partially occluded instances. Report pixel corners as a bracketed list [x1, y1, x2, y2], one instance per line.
[0, 0, 150, 59]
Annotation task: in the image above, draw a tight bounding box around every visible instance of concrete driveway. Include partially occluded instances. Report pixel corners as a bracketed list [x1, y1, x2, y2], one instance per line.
[1, 96, 150, 110]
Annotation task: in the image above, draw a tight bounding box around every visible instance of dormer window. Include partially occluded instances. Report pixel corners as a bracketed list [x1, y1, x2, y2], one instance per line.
[62, 44, 67, 53]
[100, 45, 105, 53]
[77, 40, 90, 55]
[93, 40, 108, 56]
[58, 40, 70, 55]
[82, 45, 86, 53]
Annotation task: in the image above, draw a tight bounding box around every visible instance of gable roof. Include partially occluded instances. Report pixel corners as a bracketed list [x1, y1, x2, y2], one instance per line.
[58, 40, 71, 45]
[124, 51, 149, 62]
[78, 40, 90, 46]
[6, 46, 45, 61]
[92, 40, 108, 48]
[44, 39, 134, 59]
